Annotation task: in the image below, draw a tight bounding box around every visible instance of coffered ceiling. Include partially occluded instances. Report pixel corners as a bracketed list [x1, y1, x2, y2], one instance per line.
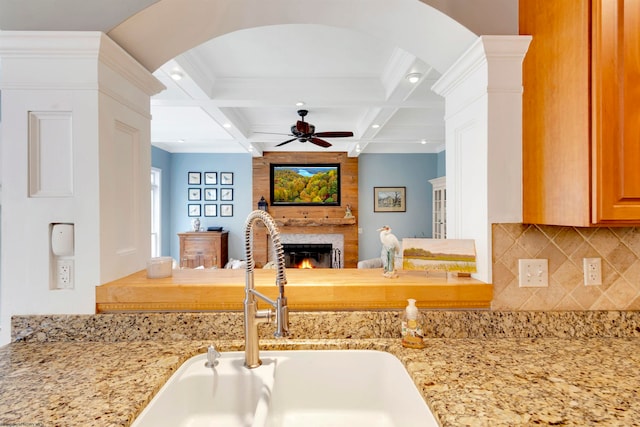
[151, 23, 445, 156]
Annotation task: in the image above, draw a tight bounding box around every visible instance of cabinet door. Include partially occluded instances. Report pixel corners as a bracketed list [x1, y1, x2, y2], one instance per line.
[179, 233, 219, 268]
[429, 177, 446, 239]
[592, 0, 640, 222]
[521, 0, 592, 226]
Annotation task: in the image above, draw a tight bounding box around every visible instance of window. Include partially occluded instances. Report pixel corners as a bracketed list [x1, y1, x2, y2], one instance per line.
[151, 168, 161, 257]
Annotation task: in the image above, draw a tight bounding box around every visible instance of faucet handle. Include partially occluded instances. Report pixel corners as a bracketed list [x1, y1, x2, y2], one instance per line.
[205, 344, 222, 367]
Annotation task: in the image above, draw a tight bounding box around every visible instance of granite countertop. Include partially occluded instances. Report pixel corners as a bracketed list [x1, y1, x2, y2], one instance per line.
[1, 336, 639, 426]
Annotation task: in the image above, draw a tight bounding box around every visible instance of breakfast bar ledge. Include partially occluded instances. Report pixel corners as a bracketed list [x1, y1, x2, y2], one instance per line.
[95, 268, 493, 313]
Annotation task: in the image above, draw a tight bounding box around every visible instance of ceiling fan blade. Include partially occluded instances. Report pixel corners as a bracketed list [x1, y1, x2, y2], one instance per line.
[310, 137, 332, 148]
[314, 131, 354, 138]
[275, 137, 298, 147]
[296, 120, 310, 134]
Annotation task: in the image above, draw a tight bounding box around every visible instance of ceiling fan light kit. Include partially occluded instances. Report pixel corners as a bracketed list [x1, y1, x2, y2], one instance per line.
[275, 110, 354, 148]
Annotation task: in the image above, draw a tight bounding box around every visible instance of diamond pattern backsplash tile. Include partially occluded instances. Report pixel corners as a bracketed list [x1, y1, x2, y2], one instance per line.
[492, 224, 640, 310]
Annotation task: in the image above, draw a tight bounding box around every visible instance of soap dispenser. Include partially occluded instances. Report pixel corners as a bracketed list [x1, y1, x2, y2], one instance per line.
[401, 299, 426, 349]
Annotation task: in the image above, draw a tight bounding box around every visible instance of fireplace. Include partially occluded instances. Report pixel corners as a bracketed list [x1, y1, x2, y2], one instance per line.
[283, 243, 333, 268]
[276, 233, 345, 268]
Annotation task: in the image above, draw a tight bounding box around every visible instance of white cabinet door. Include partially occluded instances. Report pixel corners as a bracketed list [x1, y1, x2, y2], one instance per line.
[429, 176, 446, 239]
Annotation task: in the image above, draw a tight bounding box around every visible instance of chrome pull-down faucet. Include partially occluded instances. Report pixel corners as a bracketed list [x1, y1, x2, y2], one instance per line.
[243, 210, 289, 368]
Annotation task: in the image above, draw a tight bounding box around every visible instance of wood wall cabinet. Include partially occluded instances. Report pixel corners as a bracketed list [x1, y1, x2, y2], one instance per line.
[521, 0, 640, 226]
[178, 231, 228, 268]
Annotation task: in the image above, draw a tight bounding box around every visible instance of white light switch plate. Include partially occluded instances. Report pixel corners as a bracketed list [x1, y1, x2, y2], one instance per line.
[518, 259, 549, 287]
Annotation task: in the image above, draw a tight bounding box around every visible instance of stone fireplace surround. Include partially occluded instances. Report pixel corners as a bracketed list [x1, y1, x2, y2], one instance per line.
[278, 233, 344, 268]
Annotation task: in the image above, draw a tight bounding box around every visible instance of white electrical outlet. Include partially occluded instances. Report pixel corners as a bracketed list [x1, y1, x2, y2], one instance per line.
[56, 259, 74, 289]
[583, 257, 602, 286]
[518, 259, 549, 287]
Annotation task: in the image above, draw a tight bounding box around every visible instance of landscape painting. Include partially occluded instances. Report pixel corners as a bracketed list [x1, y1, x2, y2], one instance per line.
[402, 238, 477, 274]
[374, 187, 406, 212]
[270, 163, 340, 206]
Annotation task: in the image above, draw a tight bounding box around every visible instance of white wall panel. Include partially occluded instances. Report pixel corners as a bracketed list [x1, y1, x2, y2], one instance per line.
[28, 111, 73, 197]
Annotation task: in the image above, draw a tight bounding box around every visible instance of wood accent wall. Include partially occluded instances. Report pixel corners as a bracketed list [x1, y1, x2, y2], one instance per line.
[252, 152, 359, 267]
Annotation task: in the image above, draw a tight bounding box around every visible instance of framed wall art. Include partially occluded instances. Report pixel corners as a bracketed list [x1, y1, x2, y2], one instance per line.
[188, 171, 201, 185]
[188, 204, 201, 217]
[204, 188, 217, 201]
[270, 163, 340, 206]
[220, 204, 233, 217]
[402, 238, 477, 274]
[374, 187, 406, 212]
[204, 204, 217, 217]
[204, 172, 217, 185]
[220, 188, 233, 201]
[188, 188, 201, 201]
[220, 172, 234, 185]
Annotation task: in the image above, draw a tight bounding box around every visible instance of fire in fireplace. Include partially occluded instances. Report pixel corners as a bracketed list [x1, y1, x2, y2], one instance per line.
[283, 243, 333, 268]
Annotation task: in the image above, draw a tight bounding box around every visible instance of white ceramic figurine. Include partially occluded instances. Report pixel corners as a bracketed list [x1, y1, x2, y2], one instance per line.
[377, 225, 400, 278]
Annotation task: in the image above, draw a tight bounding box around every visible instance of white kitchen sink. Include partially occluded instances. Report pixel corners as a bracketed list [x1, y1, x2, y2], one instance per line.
[131, 350, 438, 427]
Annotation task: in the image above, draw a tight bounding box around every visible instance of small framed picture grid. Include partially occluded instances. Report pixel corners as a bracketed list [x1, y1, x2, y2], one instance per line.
[186, 170, 234, 218]
[220, 204, 233, 217]
[220, 188, 233, 201]
[204, 188, 217, 201]
[220, 172, 234, 185]
[204, 204, 217, 217]
[204, 172, 217, 185]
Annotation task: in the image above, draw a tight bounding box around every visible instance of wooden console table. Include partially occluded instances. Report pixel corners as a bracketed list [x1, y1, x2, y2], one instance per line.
[178, 231, 228, 268]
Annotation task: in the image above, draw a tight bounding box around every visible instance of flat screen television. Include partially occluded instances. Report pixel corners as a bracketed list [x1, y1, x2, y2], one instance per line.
[270, 163, 341, 206]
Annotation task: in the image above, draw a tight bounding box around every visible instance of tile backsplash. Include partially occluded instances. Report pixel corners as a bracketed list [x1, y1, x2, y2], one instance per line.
[492, 224, 640, 310]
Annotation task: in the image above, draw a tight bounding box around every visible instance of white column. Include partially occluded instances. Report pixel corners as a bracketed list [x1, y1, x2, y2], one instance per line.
[432, 35, 531, 283]
[0, 32, 165, 344]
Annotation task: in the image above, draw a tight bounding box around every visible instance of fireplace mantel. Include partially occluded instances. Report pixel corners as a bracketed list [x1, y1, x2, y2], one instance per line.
[255, 220, 358, 267]
[274, 217, 356, 227]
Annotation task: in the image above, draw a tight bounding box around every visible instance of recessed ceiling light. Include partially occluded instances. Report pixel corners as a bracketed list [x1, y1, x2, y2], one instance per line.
[421, 139, 427, 145]
[169, 70, 184, 81]
[178, 139, 185, 143]
[371, 124, 380, 129]
[295, 101, 305, 107]
[405, 73, 421, 84]
[223, 123, 232, 128]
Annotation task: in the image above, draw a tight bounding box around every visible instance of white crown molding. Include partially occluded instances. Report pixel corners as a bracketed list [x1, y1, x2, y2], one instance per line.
[432, 35, 532, 98]
[98, 33, 166, 97]
[0, 31, 165, 96]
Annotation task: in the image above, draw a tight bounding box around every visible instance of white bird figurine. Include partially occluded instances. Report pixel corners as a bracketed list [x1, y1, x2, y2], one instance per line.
[377, 225, 400, 277]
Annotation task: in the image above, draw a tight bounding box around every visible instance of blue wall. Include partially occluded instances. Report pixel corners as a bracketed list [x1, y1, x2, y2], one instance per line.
[357, 153, 440, 261]
[152, 149, 443, 263]
[437, 151, 446, 177]
[168, 153, 253, 262]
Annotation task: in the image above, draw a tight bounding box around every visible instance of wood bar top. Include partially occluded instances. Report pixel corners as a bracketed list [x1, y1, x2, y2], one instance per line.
[96, 268, 492, 313]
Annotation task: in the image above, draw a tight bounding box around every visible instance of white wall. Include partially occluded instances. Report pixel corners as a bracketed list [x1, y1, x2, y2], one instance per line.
[433, 36, 531, 283]
[0, 32, 164, 345]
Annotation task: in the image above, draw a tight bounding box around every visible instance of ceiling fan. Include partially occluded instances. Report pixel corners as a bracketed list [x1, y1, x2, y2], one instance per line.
[275, 110, 354, 148]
